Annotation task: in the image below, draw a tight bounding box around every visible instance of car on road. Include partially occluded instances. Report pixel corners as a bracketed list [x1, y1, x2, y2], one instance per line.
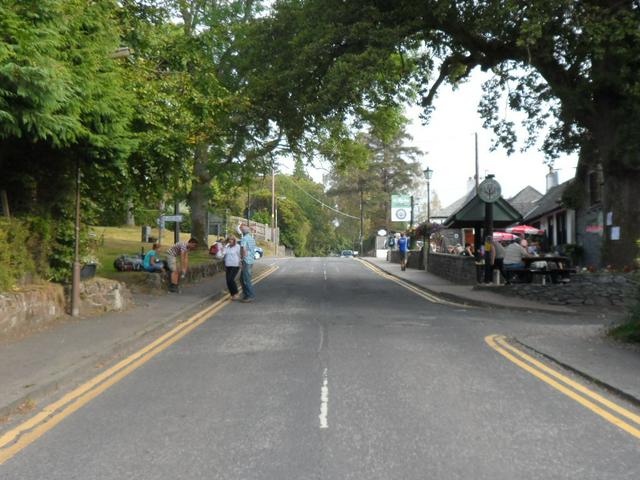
[254, 246, 264, 260]
[341, 250, 354, 258]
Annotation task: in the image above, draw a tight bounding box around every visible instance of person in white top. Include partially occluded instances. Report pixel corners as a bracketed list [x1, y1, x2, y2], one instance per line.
[504, 238, 530, 269]
[223, 236, 241, 299]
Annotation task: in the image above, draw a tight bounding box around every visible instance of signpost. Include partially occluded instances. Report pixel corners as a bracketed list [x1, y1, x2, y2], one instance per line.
[391, 194, 412, 223]
[478, 175, 502, 283]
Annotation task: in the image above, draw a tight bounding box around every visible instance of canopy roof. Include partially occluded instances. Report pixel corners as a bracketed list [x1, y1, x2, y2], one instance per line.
[443, 193, 522, 228]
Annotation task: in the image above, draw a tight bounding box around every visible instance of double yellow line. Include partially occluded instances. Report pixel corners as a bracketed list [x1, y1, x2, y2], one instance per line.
[357, 259, 468, 307]
[486, 334, 640, 440]
[0, 265, 279, 465]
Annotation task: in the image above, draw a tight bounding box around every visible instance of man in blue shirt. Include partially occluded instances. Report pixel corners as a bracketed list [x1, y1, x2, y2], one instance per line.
[397, 232, 409, 271]
[239, 224, 257, 302]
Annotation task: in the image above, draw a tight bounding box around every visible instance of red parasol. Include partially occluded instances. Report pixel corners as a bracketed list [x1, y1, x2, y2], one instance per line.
[492, 232, 519, 241]
[506, 225, 545, 235]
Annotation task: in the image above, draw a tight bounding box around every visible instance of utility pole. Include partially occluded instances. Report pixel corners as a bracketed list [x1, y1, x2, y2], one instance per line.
[71, 159, 81, 317]
[475, 132, 480, 192]
[174, 199, 180, 244]
[271, 166, 277, 256]
[359, 186, 364, 254]
[409, 195, 415, 230]
[158, 198, 165, 244]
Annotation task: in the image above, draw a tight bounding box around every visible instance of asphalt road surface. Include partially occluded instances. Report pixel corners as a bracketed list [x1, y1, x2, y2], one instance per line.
[2, 258, 639, 479]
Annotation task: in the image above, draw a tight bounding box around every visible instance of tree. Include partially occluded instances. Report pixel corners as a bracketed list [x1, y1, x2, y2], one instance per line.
[250, 0, 640, 267]
[1, 0, 133, 217]
[327, 109, 422, 242]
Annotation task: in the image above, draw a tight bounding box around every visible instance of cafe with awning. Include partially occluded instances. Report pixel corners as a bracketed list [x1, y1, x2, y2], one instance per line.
[443, 192, 523, 251]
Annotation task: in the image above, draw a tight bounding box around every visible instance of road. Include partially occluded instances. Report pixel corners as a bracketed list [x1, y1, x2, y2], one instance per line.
[1, 257, 639, 479]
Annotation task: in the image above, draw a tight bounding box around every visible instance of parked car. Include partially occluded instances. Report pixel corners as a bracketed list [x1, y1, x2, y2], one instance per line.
[254, 246, 264, 260]
[341, 250, 354, 258]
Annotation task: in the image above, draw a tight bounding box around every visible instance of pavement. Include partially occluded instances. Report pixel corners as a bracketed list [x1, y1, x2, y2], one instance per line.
[0, 261, 271, 418]
[1, 257, 640, 479]
[363, 256, 577, 314]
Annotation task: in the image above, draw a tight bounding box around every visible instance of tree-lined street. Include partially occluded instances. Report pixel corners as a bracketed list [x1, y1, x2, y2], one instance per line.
[1, 258, 638, 479]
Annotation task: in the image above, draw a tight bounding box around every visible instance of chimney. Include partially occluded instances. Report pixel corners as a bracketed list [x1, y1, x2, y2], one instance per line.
[546, 166, 559, 192]
[467, 176, 475, 193]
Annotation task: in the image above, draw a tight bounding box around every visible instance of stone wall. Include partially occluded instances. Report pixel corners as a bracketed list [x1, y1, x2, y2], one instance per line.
[0, 284, 66, 336]
[427, 252, 478, 285]
[76, 278, 133, 315]
[145, 259, 225, 290]
[387, 250, 424, 269]
[476, 272, 636, 307]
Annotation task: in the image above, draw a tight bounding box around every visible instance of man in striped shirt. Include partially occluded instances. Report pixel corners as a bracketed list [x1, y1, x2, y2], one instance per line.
[166, 238, 198, 292]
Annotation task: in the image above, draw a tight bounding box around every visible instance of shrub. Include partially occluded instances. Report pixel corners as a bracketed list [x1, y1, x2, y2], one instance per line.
[0, 219, 35, 290]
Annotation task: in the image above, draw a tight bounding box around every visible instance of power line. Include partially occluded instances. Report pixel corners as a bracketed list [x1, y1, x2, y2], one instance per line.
[290, 181, 360, 220]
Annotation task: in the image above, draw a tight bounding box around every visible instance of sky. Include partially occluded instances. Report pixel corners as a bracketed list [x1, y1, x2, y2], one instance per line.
[280, 69, 579, 211]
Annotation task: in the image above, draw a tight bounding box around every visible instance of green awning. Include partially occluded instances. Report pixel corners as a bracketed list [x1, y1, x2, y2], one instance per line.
[443, 194, 522, 228]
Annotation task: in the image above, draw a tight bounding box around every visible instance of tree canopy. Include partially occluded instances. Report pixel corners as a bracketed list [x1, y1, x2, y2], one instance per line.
[246, 0, 640, 267]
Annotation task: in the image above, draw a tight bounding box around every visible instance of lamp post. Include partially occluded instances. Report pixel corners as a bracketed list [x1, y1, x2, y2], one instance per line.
[71, 46, 131, 318]
[423, 167, 433, 224]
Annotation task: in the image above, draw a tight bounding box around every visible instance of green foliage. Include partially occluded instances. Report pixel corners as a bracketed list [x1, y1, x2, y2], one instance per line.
[610, 242, 640, 343]
[0, 219, 34, 290]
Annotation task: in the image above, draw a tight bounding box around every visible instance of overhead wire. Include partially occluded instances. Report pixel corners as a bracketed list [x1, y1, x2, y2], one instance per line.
[289, 180, 360, 220]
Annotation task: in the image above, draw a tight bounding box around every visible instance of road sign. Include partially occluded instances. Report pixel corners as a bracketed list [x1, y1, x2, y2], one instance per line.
[391, 195, 411, 222]
[162, 215, 183, 223]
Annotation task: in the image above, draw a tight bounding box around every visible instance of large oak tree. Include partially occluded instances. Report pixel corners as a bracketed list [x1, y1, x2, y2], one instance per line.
[246, 0, 640, 267]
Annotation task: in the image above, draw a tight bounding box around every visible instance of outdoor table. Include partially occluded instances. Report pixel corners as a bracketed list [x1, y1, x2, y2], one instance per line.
[522, 255, 574, 284]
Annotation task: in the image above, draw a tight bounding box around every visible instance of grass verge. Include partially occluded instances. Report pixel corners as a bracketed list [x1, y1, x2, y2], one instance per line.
[90, 226, 276, 284]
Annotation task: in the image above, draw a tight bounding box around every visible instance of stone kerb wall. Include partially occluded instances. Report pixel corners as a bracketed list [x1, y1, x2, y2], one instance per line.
[427, 252, 477, 285]
[0, 285, 66, 336]
[478, 272, 637, 307]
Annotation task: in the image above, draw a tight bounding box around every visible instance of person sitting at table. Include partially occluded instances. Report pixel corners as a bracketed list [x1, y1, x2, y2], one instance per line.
[462, 243, 474, 256]
[504, 238, 531, 270]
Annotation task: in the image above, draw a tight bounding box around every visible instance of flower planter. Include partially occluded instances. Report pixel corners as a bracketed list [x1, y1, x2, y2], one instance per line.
[80, 263, 97, 281]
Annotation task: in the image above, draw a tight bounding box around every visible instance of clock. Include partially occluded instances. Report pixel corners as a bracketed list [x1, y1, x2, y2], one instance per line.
[478, 178, 502, 203]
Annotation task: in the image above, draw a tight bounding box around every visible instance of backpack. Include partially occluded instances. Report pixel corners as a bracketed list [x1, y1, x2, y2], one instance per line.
[114, 254, 144, 272]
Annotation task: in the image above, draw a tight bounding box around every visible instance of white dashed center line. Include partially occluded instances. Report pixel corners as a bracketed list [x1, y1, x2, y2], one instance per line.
[319, 368, 329, 429]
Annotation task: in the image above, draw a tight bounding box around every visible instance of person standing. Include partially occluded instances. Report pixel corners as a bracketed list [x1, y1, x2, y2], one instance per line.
[223, 236, 241, 300]
[398, 232, 409, 271]
[491, 238, 508, 284]
[239, 224, 257, 302]
[166, 238, 198, 292]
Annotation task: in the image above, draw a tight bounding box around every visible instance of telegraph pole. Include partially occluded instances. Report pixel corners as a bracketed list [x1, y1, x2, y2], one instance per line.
[271, 166, 277, 255]
[475, 132, 480, 192]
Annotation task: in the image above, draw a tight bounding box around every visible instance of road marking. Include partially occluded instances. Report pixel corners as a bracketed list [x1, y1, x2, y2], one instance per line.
[319, 368, 329, 429]
[356, 259, 468, 307]
[323, 268, 327, 281]
[485, 334, 640, 440]
[0, 265, 279, 465]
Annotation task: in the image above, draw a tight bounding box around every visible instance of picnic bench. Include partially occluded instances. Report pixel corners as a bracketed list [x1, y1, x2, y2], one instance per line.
[505, 256, 577, 285]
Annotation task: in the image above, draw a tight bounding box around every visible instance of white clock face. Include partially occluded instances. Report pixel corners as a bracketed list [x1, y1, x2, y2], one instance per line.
[478, 179, 502, 203]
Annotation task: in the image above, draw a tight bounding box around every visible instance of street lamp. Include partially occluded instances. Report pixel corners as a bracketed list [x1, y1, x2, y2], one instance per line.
[71, 47, 131, 317]
[423, 167, 433, 224]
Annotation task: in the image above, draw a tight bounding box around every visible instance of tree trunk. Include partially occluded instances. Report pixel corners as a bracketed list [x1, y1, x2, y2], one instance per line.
[125, 199, 135, 226]
[601, 167, 640, 268]
[188, 144, 211, 249]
